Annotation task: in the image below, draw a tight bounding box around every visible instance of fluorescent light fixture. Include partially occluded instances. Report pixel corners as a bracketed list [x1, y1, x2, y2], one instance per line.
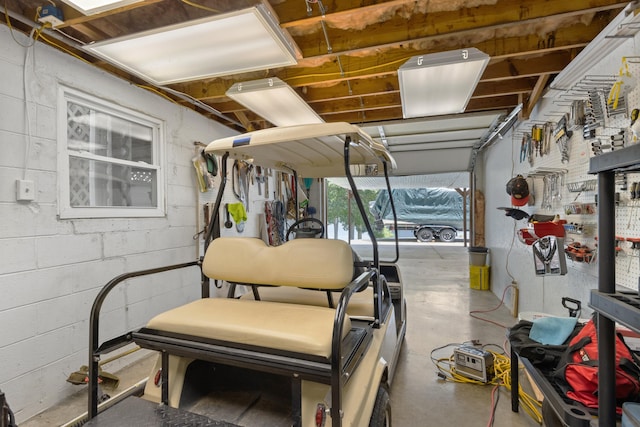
[398, 48, 489, 118]
[61, 0, 143, 15]
[227, 77, 324, 126]
[84, 3, 299, 85]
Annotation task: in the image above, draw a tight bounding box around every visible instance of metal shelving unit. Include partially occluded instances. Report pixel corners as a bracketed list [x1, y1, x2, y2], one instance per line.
[588, 142, 640, 426]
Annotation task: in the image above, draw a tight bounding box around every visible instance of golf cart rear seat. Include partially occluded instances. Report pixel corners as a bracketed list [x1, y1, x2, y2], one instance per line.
[232, 238, 374, 317]
[239, 285, 375, 317]
[134, 237, 373, 366]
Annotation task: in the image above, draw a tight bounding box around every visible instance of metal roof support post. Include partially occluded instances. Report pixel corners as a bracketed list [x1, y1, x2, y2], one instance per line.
[203, 152, 229, 251]
[383, 161, 399, 264]
[201, 152, 229, 298]
[470, 170, 476, 247]
[293, 170, 299, 221]
[343, 137, 382, 328]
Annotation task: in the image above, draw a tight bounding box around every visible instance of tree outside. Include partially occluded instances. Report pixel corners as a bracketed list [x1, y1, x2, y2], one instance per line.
[326, 183, 383, 239]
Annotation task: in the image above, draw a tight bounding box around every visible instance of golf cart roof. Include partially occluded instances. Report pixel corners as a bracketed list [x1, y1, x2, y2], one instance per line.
[205, 122, 396, 178]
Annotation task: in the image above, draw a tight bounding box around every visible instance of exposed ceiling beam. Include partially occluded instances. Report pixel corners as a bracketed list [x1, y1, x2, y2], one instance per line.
[4, 0, 630, 131]
[279, 1, 627, 59]
[274, 0, 627, 28]
[177, 16, 609, 102]
[522, 74, 552, 119]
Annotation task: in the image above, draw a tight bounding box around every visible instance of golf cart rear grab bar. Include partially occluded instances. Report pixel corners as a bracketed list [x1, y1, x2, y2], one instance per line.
[88, 260, 201, 419]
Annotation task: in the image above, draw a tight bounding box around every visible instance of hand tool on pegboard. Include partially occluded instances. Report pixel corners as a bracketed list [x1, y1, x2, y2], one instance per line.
[554, 114, 572, 163]
[255, 166, 263, 196]
[627, 238, 640, 272]
[616, 173, 628, 191]
[591, 139, 611, 156]
[542, 122, 554, 155]
[630, 182, 638, 201]
[569, 100, 586, 129]
[562, 297, 582, 318]
[531, 125, 542, 158]
[616, 236, 625, 256]
[608, 57, 636, 113]
[611, 130, 626, 149]
[519, 134, 528, 163]
[585, 90, 606, 134]
[630, 109, 640, 144]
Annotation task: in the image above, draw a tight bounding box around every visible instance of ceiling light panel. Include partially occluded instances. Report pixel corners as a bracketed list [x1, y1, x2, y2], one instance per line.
[227, 77, 323, 127]
[84, 4, 299, 85]
[61, 0, 143, 15]
[398, 48, 489, 118]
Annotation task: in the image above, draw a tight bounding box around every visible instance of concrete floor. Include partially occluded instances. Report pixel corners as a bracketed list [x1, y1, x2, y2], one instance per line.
[21, 241, 543, 427]
[385, 241, 539, 427]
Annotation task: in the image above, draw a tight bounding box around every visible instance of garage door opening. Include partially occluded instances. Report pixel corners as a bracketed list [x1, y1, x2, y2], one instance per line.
[326, 173, 472, 256]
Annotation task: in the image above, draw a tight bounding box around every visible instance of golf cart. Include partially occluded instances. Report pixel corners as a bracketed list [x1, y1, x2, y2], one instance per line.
[84, 122, 406, 427]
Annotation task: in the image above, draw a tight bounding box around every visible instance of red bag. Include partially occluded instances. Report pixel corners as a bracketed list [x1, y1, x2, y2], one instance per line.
[554, 318, 640, 414]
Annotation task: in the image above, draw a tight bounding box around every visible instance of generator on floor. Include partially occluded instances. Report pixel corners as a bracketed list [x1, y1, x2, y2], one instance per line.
[454, 346, 494, 383]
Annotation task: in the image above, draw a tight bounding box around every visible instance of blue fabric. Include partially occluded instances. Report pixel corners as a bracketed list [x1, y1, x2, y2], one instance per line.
[529, 316, 578, 345]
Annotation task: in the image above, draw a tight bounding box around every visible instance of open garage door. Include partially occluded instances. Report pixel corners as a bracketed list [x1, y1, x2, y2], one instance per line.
[359, 111, 506, 176]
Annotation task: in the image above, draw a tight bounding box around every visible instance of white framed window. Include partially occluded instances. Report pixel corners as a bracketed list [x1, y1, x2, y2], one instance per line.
[57, 86, 165, 218]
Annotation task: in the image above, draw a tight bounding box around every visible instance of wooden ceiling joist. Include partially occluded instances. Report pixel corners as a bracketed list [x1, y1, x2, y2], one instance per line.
[4, 0, 631, 129]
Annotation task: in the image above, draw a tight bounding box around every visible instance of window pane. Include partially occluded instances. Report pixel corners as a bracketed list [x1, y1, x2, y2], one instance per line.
[69, 157, 157, 208]
[60, 87, 164, 218]
[67, 102, 92, 152]
[66, 101, 153, 163]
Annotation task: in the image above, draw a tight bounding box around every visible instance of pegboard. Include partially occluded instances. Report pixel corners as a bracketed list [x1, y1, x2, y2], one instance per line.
[609, 57, 640, 290]
[510, 56, 640, 290]
[614, 174, 640, 290]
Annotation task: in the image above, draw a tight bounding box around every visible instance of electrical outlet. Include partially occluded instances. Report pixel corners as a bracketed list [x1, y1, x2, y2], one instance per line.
[16, 179, 35, 201]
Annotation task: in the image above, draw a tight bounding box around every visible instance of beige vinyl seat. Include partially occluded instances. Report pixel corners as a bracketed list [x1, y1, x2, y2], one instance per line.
[142, 237, 370, 358]
[239, 285, 375, 318]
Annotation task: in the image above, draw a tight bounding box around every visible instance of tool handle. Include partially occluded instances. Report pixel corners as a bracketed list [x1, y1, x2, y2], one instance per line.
[561, 297, 581, 317]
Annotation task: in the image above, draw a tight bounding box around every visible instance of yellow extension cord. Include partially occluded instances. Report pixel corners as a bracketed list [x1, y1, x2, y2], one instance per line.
[434, 350, 543, 424]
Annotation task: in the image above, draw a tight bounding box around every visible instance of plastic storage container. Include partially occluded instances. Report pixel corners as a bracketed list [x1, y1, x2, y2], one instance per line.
[470, 265, 490, 290]
[468, 246, 489, 266]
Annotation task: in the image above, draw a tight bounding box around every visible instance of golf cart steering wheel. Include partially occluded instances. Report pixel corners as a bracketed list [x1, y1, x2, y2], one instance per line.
[286, 218, 325, 240]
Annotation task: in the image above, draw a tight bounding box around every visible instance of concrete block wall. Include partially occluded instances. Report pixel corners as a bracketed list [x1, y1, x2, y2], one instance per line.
[0, 25, 235, 422]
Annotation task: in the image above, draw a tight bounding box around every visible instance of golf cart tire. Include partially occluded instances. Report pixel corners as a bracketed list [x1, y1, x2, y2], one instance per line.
[438, 228, 456, 242]
[415, 227, 434, 242]
[368, 386, 391, 427]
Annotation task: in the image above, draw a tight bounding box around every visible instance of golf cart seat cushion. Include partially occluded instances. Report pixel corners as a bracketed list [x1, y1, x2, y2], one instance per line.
[145, 298, 351, 358]
[203, 237, 354, 290]
[239, 286, 375, 317]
